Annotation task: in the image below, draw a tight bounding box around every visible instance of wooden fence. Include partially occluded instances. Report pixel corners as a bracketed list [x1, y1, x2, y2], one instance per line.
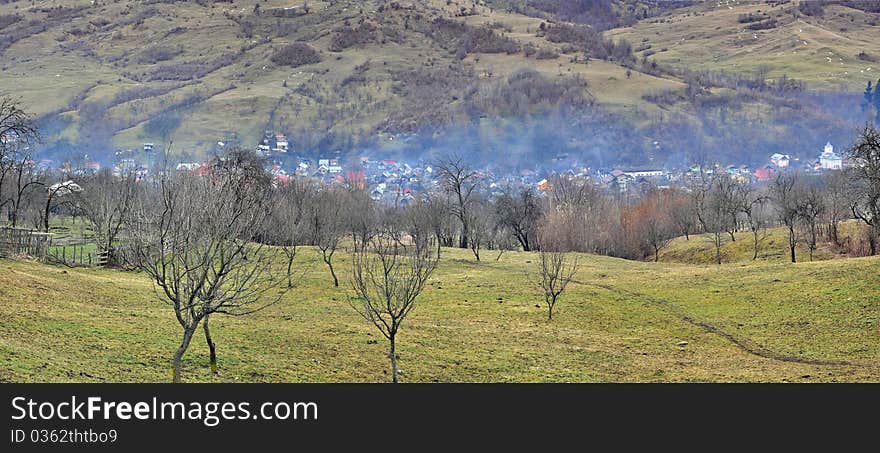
[0, 227, 52, 258]
[0, 226, 107, 267]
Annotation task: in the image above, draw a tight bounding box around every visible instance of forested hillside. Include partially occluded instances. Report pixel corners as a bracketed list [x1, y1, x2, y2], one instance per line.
[1, 0, 878, 166]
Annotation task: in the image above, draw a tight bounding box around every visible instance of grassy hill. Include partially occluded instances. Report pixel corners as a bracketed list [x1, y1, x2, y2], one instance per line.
[1, 0, 875, 162]
[2, 245, 878, 383]
[606, 0, 880, 91]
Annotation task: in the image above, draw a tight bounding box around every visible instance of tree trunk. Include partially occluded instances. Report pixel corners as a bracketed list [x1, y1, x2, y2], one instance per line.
[752, 231, 759, 260]
[789, 226, 796, 263]
[44, 194, 53, 232]
[328, 260, 338, 287]
[204, 315, 217, 374]
[323, 253, 338, 287]
[654, 245, 660, 262]
[172, 326, 197, 383]
[286, 255, 295, 288]
[389, 334, 398, 384]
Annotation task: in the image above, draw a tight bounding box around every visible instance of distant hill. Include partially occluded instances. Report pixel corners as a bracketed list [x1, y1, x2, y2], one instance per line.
[0, 0, 877, 167]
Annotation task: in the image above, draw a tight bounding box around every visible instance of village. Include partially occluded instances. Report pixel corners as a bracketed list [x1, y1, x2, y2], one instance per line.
[30, 128, 849, 205]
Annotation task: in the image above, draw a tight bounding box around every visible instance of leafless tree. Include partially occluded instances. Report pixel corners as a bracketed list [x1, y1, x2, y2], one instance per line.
[535, 221, 579, 320]
[666, 188, 698, 240]
[265, 179, 314, 287]
[434, 156, 479, 249]
[796, 181, 825, 262]
[43, 178, 82, 232]
[4, 147, 45, 228]
[695, 172, 737, 264]
[823, 170, 850, 247]
[846, 125, 880, 255]
[741, 187, 772, 260]
[771, 171, 801, 263]
[466, 199, 490, 261]
[125, 153, 286, 382]
[345, 188, 378, 253]
[308, 187, 346, 287]
[350, 233, 437, 383]
[74, 169, 137, 266]
[494, 187, 542, 251]
[0, 98, 39, 223]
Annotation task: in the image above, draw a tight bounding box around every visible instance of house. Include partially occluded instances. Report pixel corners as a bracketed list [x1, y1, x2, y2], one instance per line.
[344, 171, 366, 190]
[536, 179, 550, 191]
[623, 169, 664, 178]
[176, 162, 202, 172]
[144, 143, 155, 153]
[819, 142, 842, 170]
[770, 153, 790, 168]
[754, 166, 775, 181]
[275, 134, 289, 152]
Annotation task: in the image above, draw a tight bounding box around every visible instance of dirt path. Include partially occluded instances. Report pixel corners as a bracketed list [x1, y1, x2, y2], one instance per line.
[589, 282, 855, 367]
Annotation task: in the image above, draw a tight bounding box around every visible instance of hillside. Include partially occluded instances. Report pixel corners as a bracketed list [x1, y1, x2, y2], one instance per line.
[1, 246, 879, 383]
[606, 0, 880, 91]
[0, 0, 877, 164]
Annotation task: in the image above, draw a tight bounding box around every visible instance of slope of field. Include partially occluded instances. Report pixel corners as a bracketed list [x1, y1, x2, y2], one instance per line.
[2, 0, 872, 161]
[0, 0, 683, 155]
[1, 246, 878, 383]
[606, 1, 880, 90]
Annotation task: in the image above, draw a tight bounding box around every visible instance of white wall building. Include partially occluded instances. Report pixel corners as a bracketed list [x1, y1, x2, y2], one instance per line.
[770, 153, 790, 168]
[623, 170, 664, 178]
[819, 142, 842, 170]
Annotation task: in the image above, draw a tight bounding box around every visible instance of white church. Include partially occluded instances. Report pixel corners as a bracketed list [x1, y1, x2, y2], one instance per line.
[819, 142, 842, 170]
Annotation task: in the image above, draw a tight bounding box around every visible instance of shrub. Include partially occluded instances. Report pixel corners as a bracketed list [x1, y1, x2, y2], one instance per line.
[535, 48, 559, 60]
[271, 43, 322, 67]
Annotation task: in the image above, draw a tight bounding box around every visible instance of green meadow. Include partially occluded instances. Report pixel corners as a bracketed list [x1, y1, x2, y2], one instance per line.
[1, 234, 878, 383]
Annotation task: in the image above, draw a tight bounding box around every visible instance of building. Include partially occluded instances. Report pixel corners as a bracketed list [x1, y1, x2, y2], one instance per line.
[623, 169, 664, 178]
[770, 153, 790, 168]
[819, 142, 842, 170]
[275, 134, 289, 152]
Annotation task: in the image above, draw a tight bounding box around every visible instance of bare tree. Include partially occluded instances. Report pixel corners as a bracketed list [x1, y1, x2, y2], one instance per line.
[350, 233, 437, 383]
[466, 198, 490, 261]
[345, 188, 378, 253]
[846, 125, 880, 255]
[0, 145, 45, 227]
[796, 181, 825, 262]
[666, 187, 698, 240]
[823, 170, 850, 247]
[771, 171, 800, 263]
[74, 169, 137, 266]
[44, 179, 82, 232]
[308, 187, 345, 287]
[741, 187, 771, 260]
[406, 192, 454, 257]
[434, 156, 479, 249]
[0, 98, 38, 222]
[265, 179, 314, 287]
[125, 153, 286, 382]
[535, 221, 579, 320]
[494, 187, 542, 251]
[695, 173, 737, 264]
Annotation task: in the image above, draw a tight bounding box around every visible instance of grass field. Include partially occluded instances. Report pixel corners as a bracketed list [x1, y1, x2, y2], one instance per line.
[606, 2, 880, 90]
[1, 241, 878, 383]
